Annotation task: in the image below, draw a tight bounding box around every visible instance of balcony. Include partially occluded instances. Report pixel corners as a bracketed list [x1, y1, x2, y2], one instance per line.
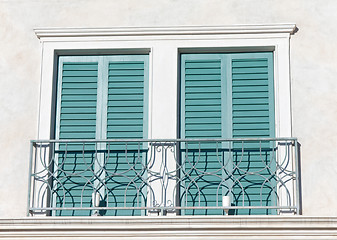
[28, 138, 300, 216]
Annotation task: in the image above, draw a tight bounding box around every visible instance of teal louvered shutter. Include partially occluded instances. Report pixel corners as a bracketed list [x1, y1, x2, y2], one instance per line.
[230, 52, 275, 215]
[55, 57, 99, 216]
[180, 54, 226, 215]
[180, 52, 275, 215]
[54, 55, 148, 216]
[103, 56, 149, 216]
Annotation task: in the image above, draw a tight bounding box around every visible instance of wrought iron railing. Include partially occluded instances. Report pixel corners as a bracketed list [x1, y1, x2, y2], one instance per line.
[28, 138, 300, 216]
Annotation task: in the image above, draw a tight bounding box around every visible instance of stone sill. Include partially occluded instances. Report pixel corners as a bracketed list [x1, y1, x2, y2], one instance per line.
[1, 216, 337, 239]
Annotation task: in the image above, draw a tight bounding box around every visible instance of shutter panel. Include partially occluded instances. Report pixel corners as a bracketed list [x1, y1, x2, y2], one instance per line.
[180, 52, 275, 215]
[54, 55, 148, 216]
[230, 52, 275, 215]
[55, 59, 99, 216]
[104, 56, 148, 216]
[181, 54, 225, 215]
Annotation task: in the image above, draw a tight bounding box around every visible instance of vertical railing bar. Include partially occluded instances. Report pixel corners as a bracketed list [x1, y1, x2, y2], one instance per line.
[215, 141, 219, 207]
[137, 141, 140, 208]
[175, 140, 180, 215]
[46, 142, 54, 216]
[27, 141, 34, 216]
[241, 140, 244, 207]
[294, 139, 300, 215]
[198, 141, 201, 207]
[106, 141, 110, 207]
[94, 141, 98, 211]
[62, 142, 68, 209]
[36, 143, 43, 209]
[124, 142, 128, 207]
[289, 140, 294, 207]
[80, 142, 85, 208]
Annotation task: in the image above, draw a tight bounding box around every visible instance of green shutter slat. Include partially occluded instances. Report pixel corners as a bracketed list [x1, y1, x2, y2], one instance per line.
[107, 106, 143, 113]
[232, 73, 269, 80]
[61, 101, 97, 107]
[107, 119, 143, 125]
[233, 123, 270, 130]
[185, 124, 222, 131]
[186, 87, 221, 93]
[232, 67, 268, 74]
[232, 85, 269, 92]
[232, 59, 268, 67]
[62, 76, 98, 82]
[60, 107, 97, 114]
[61, 95, 97, 101]
[62, 82, 97, 88]
[232, 98, 269, 104]
[108, 88, 144, 94]
[108, 76, 145, 81]
[107, 125, 143, 132]
[186, 105, 221, 112]
[185, 93, 221, 99]
[62, 89, 97, 94]
[108, 82, 144, 88]
[108, 69, 144, 75]
[185, 75, 221, 81]
[232, 92, 269, 99]
[185, 111, 221, 118]
[108, 95, 143, 101]
[185, 117, 221, 124]
[185, 62, 220, 68]
[108, 63, 144, 69]
[60, 119, 96, 126]
[185, 68, 221, 75]
[62, 70, 98, 77]
[185, 99, 221, 106]
[233, 104, 269, 111]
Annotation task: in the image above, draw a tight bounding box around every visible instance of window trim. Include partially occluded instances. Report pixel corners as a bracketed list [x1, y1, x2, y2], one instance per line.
[35, 24, 296, 141]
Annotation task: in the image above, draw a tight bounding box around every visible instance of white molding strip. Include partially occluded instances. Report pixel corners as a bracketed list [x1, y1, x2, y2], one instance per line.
[35, 24, 297, 40]
[0, 216, 337, 239]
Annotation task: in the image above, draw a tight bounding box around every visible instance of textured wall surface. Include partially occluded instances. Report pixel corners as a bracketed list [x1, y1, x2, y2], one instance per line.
[0, 0, 336, 217]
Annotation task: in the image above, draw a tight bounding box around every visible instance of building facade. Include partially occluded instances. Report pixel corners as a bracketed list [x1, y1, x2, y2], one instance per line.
[0, 0, 337, 239]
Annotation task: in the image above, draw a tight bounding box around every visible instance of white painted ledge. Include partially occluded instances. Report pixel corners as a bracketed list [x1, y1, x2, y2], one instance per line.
[34, 24, 297, 40]
[1, 216, 337, 239]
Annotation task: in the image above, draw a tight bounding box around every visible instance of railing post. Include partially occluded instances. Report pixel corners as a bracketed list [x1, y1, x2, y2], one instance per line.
[27, 141, 34, 216]
[294, 139, 300, 215]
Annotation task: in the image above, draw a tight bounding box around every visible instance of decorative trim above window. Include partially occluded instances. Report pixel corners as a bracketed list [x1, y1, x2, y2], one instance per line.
[35, 24, 296, 40]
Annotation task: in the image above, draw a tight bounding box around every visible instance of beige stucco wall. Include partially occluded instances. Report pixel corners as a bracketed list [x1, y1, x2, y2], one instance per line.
[0, 0, 336, 218]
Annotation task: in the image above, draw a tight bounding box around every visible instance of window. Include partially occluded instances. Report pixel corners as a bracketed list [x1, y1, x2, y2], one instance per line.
[29, 25, 298, 216]
[55, 55, 148, 216]
[180, 52, 275, 215]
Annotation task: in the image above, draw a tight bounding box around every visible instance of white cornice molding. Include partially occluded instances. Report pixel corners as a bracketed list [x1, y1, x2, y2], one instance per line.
[0, 216, 336, 239]
[34, 24, 297, 40]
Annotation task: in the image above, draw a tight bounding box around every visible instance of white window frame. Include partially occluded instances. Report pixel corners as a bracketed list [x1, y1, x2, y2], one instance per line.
[35, 24, 296, 142]
[34, 24, 297, 215]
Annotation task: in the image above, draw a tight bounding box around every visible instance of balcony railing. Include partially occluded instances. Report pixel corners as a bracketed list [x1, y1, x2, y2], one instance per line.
[28, 138, 300, 216]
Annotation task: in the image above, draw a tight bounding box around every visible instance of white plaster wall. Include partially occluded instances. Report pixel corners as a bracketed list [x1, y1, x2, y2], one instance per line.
[0, 0, 336, 217]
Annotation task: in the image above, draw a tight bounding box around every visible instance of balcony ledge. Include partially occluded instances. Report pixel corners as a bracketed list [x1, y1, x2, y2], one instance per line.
[1, 216, 337, 239]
